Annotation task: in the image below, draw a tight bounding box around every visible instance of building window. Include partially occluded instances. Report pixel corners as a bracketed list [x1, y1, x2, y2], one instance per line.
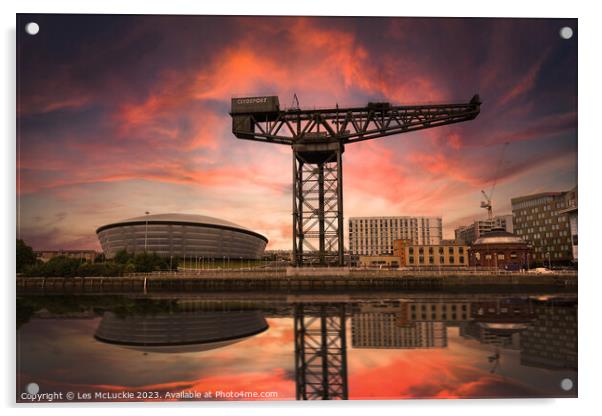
[440, 256, 445, 263]
[419, 256, 424, 264]
[429, 256, 434, 264]
[459, 256, 465, 263]
[449, 256, 455, 263]
[459, 247, 464, 254]
[497, 254, 505, 260]
[409, 247, 414, 255]
[449, 247, 454, 255]
[439, 247, 444, 255]
[409, 256, 414, 264]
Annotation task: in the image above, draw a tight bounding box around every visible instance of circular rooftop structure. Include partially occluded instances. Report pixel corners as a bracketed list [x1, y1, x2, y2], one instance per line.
[96, 213, 268, 259]
[473, 229, 526, 245]
[94, 311, 269, 353]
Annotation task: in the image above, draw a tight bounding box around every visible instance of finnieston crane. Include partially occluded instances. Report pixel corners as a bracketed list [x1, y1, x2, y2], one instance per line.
[480, 142, 510, 220]
[230, 94, 482, 267]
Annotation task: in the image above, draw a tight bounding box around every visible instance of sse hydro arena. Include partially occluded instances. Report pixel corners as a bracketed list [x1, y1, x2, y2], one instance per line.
[96, 213, 268, 259]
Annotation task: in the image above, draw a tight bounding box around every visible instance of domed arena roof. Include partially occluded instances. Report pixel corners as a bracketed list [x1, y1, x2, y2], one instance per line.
[113, 213, 246, 229]
[473, 229, 526, 245]
[96, 213, 267, 242]
[94, 311, 269, 353]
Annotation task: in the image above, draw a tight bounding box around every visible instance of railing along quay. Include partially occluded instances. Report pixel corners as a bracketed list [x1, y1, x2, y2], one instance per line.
[16, 270, 577, 294]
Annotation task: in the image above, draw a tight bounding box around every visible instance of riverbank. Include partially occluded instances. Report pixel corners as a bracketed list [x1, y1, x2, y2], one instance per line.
[17, 270, 577, 294]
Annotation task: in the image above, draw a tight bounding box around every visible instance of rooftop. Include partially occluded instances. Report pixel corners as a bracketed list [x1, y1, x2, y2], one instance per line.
[473, 229, 527, 245]
[119, 213, 245, 229]
[96, 213, 268, 242]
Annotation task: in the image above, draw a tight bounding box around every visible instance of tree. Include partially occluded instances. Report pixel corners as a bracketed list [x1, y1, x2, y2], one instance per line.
[113, 249, 132, 264]
[16, 239, 37, 273]
[133, 252, 168, 272]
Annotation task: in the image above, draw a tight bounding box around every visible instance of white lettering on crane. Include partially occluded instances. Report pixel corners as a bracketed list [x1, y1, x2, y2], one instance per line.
[236, 97, 269, 105]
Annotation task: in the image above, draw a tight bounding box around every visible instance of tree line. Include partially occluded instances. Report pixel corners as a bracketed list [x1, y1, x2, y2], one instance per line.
[16, 239, 177, 277]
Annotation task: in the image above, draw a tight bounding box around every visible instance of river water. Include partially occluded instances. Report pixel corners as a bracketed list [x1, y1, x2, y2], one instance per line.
[16, 292, 577, 401]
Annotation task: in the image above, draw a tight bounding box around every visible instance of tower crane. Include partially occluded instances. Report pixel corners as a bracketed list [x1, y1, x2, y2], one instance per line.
[230, 94, 482, 266]
[480, 142, 509, 220]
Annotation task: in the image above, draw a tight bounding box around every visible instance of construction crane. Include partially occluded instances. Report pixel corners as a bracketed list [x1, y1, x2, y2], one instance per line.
[480, 142, 509, 220]
[230, 94, 482, 266]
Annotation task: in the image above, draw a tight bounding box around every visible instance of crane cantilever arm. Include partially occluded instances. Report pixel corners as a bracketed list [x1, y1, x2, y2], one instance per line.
[230, 95, 481, 145]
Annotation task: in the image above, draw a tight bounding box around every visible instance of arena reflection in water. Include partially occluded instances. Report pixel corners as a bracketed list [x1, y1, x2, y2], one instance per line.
[16, 293, 577, 401]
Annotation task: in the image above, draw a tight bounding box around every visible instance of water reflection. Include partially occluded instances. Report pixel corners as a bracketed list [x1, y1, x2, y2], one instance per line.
[95, 311, 268, 353]
[16, 293, 577, 401]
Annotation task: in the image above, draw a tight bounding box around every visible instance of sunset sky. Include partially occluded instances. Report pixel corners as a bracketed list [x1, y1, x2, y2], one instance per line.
[16, 15, 578, 250]
[19, 316, 564, 400]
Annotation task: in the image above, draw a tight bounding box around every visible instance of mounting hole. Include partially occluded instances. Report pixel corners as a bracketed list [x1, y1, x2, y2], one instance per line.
[26, 382, 40, 395]
[559, 26, 573, 40]
[25, 22, 40, 36]
[560, 378, 574, 391]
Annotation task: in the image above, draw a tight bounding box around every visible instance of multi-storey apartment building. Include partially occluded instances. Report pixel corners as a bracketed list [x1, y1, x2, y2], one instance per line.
[454, 214, 514, 245]
[348, 216, 442, 256]
[511, 190, 575, 264]
[351, 313, 446, 349]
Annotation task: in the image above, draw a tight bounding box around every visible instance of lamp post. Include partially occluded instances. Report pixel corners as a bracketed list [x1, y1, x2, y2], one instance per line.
[144, 211, 150, 252]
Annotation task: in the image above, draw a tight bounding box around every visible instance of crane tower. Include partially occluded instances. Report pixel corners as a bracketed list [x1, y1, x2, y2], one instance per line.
[230, 95, 482, 266]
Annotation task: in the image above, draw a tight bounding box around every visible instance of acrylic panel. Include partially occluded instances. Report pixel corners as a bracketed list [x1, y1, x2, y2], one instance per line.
[16, 14, 578, 402]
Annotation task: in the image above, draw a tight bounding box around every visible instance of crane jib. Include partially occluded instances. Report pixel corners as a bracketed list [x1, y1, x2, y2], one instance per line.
[229, 94, 482, 266]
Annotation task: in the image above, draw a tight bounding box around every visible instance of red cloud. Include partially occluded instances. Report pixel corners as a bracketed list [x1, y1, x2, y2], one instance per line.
[499, 49, 550, 106]
[17, 17, 577, 250]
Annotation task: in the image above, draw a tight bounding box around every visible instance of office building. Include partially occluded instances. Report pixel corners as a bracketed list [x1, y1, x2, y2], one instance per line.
[349, 216, 442, 256]
[559, 187, 578, 262]
[393, 240, 469, 268]
[511, 190, 575, 264]
[404, 301, 471, 323]
[454, 215, 514, 245]
[520, 301, 577, 371]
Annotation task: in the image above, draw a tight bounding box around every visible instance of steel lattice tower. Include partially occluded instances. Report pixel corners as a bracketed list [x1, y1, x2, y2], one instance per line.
[294, 304, 348, 400]
[230, 95, 481, 266]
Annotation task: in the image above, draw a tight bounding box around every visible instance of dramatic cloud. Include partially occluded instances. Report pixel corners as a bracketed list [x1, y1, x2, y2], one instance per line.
[16, 15, 577, 249]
